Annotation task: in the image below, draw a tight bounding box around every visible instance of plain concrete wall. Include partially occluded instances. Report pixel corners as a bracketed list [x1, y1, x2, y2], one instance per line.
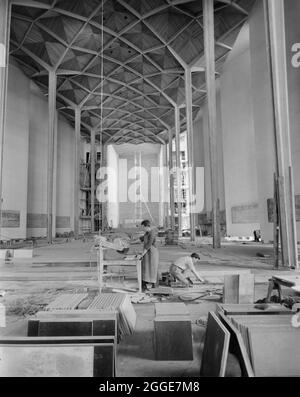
[118, 146, 161, 227]
[1, 63, 30, 239]
[1, 62, 76, 239]
[220, 22, 260, 237]
[26, 81, 48, 238]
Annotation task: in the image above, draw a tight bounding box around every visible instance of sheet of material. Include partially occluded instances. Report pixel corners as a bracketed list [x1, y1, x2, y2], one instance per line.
[174, 105, 182, 237]
[90, 129, 96, 233]
[28, 315, 117, 339]
[74, 107, 81, 239]
[184, 68, 195, 242]
[264, 0, 298, 268]
[200, 311, 230, 377]
[217, 312, 254, 377]
[217, 303, 293, 315]
[0, 337, 115, 377]
[223, 275, 255, 304]
[203, 0, 221, 249]
[0, 0, 11, 240]
[248, 326, 300, 377]
[47, 71, 57, 244]
[154, 316, 193, 361]
[168, 129, 175, 230]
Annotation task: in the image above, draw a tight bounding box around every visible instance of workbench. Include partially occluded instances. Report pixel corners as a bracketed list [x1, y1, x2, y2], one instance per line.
[103, 259, 142, 293]
[266, 274, 300, 302]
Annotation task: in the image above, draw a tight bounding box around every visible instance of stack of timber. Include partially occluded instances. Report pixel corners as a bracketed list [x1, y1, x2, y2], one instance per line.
[154, 303, 193, 361]
[87, 293, 136, 338]
[200, 304, 297, 377]
[44, 294, 89, 311]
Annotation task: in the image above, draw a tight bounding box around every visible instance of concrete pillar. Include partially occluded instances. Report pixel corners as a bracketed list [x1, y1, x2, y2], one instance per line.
[101, 143, 108, 232]
[185, 68, 196, 241]
[175, 106, 182, 237]
[265, 0, 298, 268]
[168, 129, 175, 230]
[0, 0, 10, 240]
[74, 107, 81, 239]
[47, 70, 57, 244]
[90, 129, 96, 233]
[52, 111, 58, 239]
[203, 0, 221, 248]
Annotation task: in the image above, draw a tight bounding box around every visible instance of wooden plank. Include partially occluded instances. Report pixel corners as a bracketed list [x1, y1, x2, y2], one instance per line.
[223, 275, 254, 304]
[223, 275, 239, 304]
[200, 312, 230, 377]
[238, 274, 255, 304]
[218, 303, 292, 315]
[218, 312, 254, 377]
[154, 317, 193, 361]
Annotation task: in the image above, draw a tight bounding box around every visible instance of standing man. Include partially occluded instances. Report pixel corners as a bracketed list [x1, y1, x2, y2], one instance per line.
[169, 253, 205, 286]
[140, 220, 159, 291]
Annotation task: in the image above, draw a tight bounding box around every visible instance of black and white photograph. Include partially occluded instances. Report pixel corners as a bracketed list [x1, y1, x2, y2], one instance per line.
[0, 0, 300, 384]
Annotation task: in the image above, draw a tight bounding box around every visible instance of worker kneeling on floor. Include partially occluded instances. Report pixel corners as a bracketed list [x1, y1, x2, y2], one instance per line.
[169, 253, 205, 286]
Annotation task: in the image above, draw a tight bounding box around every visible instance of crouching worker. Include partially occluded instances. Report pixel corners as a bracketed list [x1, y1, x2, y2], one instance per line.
[169, 253, 205, 286]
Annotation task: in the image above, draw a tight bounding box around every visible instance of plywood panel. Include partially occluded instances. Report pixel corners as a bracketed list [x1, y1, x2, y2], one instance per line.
[218, 303, 292, 315]
[248, 327, 300, 376]
[200, 312, 230, 377]
[218, 312, 254, 377]
[154, 317, 193, 361]
[223, 275, 239, 304]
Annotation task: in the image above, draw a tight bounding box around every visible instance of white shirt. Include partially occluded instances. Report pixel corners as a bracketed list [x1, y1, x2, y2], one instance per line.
[174, 256, 195, 272]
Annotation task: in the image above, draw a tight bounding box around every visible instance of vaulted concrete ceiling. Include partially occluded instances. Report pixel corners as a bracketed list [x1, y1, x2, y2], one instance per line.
[9, 0, 255, 144]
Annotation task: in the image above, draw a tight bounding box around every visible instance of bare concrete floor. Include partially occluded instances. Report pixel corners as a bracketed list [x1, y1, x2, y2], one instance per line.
[0, 238, 298, 377]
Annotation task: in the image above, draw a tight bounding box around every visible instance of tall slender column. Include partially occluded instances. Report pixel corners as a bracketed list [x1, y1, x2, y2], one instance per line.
[90, 129, 96, 233]
[168, 129, 175, 230]
[52, 111, 58, 239]
[0, 0, 11, 240]
[185, 68, 196, 241]
[265, 0, 298, 268]
[164, 143, 170, 229]
[101, 143, 108, 232]
[203, 0, 221, 249]
[74, 107, 81, 239]
[175, 106, 182, 237]
[47, 70, 57, 244]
